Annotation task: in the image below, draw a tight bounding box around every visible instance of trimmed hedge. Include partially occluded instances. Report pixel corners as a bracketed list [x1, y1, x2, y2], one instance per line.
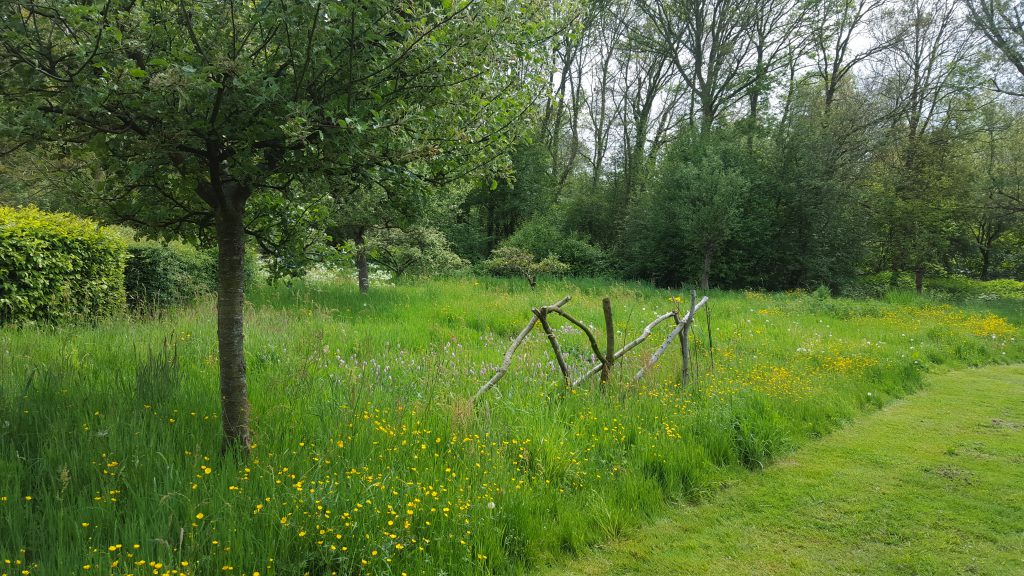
[124, 240, 217, 310]
[0, 206, 127, 324]
[124, 238, 259, 311]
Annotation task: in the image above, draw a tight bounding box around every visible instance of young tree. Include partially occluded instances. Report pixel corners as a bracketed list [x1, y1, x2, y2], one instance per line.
[484, 245, 570, 288]
[962, 101, 1024, 278]
[624, 129, 749, 289]
[365, 226, 468, 281]
[0, 0, 554, 453]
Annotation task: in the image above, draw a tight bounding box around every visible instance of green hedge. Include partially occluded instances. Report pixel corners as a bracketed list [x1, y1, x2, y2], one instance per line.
[0, 206, 127, 324]
[124, 240, 217, 310]
[124, 238, 260, 310]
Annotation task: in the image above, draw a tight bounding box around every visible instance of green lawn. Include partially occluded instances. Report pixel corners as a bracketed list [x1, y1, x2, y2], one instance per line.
[544, 365, 1024, 576]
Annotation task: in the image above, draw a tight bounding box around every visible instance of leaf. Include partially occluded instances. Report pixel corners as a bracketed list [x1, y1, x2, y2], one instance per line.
[128, 68, 148, 78]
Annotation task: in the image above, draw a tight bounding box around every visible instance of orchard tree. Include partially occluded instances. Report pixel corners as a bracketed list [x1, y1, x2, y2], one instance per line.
[0, 0, 554, 453]
[366, 226, 468, 281]
[484, 245, 569, 288]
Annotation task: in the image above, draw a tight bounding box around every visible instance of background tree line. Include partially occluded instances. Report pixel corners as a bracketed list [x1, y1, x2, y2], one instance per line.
[450, 0, 1024, 292]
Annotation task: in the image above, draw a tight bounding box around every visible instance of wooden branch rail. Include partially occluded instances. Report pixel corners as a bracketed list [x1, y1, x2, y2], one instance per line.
[549, 308, 605, 366]
[570, 311, 675, 387]
[534, 308, 570, 386]
[601, 297, 614, 384]
[635, 295, 708, 380]
[472, 296, 570, 402]
[473, 293, 712, 403]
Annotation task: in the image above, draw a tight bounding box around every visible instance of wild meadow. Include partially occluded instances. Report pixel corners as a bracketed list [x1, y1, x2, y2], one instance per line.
[1, 277, 1021, 576]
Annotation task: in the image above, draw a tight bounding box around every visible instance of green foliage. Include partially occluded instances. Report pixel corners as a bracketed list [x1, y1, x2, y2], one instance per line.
[849, 273, 1024, 302]
[503, 214, 609, 276]
[124, 239, 216, 310]
[0, 205, 126, 324]
[123, 236, 263, 310]
[483, 245, 570, 287]
[622, 129, 750, 287]
[454, 141, 559, 260]
[365, 226, 468, 280]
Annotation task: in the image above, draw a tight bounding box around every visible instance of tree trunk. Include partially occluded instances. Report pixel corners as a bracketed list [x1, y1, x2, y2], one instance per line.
[914, 266, 924, 294]
[700, 248, 712, 292]
[355, 227, 369, 294]
[980, 246, 992, 281]
[215, 199, 252, 456]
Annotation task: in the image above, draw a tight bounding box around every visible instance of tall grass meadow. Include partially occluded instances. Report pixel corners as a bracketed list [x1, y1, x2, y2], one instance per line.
[1, 276, 1021, 575]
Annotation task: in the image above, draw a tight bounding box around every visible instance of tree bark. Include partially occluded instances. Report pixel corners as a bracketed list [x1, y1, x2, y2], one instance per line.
[355, 227, 369, 294]
[682, 291, 696, 383]
[533, 308, 570, 387]
[915, 266, 924, 294]
[980, 245, 992, 281]
[214, 197, 252, 456]
[701, 247, 713, 292]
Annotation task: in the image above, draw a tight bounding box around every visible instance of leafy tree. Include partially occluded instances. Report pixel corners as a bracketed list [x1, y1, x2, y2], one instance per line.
[867, 0, 982, 292]
[959, 101, 1024, 278]
[624, 129, 749, 289]
[456, 141, 557, 258]
[365, 226, 468, 281]
[0, 0, 554, 452]
[484, 245, 570, 288]
[758, 75, 876, 289]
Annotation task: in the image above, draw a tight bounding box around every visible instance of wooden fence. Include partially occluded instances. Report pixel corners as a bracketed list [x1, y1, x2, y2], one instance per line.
[472, 292, 708, 403]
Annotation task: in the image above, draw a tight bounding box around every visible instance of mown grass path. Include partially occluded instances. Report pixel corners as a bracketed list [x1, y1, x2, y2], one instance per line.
[544, 365, 1024, 576]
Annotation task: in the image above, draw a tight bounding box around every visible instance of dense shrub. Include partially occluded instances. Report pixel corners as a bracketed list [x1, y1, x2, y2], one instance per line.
[483, 245, 569, 288]
[844, 272, 1024, 301]
[503, 215, 610, 276]
[0, 205, 127, 324]
[365, 226, 468, 280]
[124, 239, 217, 309]
[125, 238, 262, 309]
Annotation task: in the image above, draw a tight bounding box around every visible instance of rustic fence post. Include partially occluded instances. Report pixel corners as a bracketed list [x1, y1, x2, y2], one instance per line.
[533, 308, 571, 388]
[601, 297, 614, 385]
[682, 290, 696, 384]
[472, 295, 570, 403]
[634, 296, 709, 381]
